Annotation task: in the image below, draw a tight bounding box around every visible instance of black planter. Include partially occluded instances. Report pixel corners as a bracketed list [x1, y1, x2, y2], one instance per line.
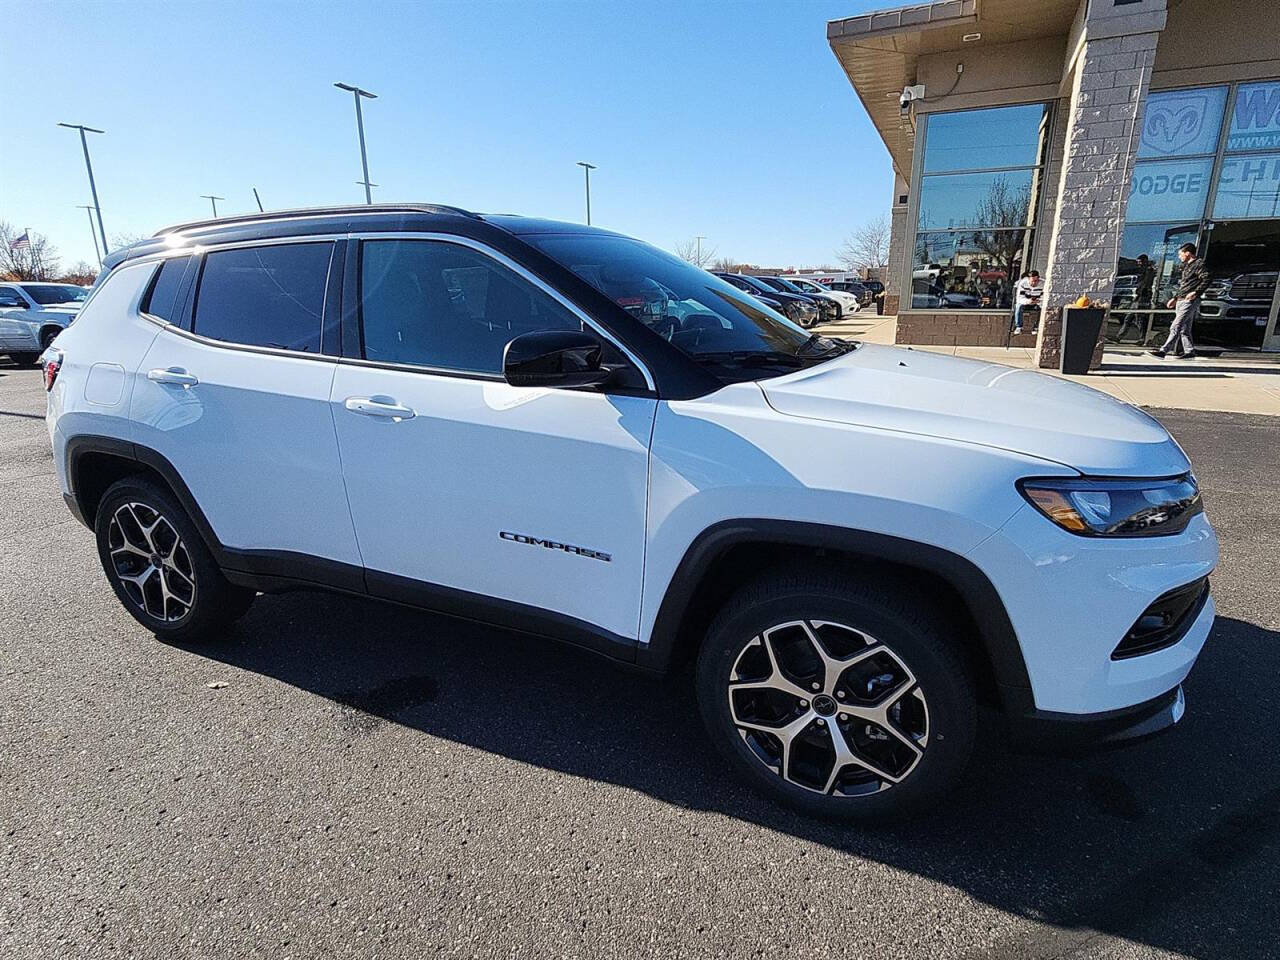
[1060, 307, 1106, 375]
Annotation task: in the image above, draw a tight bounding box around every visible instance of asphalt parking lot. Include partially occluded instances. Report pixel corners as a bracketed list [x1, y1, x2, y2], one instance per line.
[2, 360, 1278, 960]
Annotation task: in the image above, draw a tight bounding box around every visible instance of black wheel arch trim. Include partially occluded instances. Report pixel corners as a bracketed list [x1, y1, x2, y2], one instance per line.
[640, 519, 1035, 713]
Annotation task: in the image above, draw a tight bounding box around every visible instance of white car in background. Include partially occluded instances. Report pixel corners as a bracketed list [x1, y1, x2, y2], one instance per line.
[0, 282, 88, 365]
[787, 277, 861, 315]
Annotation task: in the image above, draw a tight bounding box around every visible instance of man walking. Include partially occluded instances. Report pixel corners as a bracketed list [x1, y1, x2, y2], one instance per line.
[1149, 243, 1209, 359]
[1011, 270, 1043, 336]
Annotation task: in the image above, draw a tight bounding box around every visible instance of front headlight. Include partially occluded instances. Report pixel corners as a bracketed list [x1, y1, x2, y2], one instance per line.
[1018, 474, 1203, 537]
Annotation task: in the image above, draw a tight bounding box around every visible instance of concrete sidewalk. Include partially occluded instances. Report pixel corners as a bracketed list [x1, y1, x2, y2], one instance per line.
[815, 314, 1280, 416]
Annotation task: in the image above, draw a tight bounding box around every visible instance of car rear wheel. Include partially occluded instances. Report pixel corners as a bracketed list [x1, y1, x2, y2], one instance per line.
[39, 329, 59, 351]
[696, 568, 977, 821]
[95, 477, 256, 642]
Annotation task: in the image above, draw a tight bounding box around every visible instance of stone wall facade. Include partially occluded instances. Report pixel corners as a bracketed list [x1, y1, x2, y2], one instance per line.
[896, 313, 1038, 348]
[1034, 28, 1161, 369]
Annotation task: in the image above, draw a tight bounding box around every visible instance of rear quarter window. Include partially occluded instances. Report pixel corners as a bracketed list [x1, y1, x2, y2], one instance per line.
[193, 242, 332, 352]
[140, 257, 192, 322]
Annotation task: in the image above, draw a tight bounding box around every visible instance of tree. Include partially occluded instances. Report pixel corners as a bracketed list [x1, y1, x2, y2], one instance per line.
[60, 261, 98, 286]
[0, 222, 60, 281]
[966, 176, 1033, 289]
[836, 215, 890, 275]
[110, 231, 148, 252]
[710, 256, 738, 273]
[675, 237, 717, 269]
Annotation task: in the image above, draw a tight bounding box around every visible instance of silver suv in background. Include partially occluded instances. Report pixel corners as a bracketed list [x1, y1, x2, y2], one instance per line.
[0, 282, 87, 365]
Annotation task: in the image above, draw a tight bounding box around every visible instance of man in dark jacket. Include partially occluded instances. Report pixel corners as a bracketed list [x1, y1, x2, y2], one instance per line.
[1150, 242, 1209, 359]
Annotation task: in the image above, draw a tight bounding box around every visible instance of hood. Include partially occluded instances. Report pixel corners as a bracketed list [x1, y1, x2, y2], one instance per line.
[759, 344, 1188, 476]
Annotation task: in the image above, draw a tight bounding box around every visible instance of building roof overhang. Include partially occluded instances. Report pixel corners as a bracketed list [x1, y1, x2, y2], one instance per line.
[828, 0, 1079, 173]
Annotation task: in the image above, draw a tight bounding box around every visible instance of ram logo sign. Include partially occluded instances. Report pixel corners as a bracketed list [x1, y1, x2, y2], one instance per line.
[1142, 93, 1210, 155]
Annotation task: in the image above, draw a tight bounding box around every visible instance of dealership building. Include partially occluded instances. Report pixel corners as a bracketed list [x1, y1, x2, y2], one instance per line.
[828, 0, 1280, 364]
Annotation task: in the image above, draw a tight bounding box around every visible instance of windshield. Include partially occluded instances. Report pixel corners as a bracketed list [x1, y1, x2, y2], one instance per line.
[23, 284, 88, 305]
[524, 233, 850, 367]
[768, 277, 807, 294]
[797, 279, 830, 292]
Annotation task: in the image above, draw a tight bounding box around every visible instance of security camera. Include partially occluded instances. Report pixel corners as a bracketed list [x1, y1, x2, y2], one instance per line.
[900, 84, 925, 116]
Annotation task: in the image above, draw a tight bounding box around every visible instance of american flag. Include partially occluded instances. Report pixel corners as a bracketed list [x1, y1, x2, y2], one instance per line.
[9, 230, 30, 251]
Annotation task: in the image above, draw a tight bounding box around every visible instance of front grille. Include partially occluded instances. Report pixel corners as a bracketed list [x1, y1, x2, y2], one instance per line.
[1112, 578, 1209, 660]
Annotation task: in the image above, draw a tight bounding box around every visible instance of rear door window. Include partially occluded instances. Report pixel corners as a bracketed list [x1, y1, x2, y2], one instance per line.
[193, 242, 332, 352]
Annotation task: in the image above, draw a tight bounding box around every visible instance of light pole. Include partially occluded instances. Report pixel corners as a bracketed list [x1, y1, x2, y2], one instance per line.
[335, 82, 377, 204]
[58, 123, 109, 256]
[75, 204, 102, 268]
[576, 161, 596, 225]
[696, 235, 706, 266]
[253, 187, 265, 212]
[200, 195, 225, 217]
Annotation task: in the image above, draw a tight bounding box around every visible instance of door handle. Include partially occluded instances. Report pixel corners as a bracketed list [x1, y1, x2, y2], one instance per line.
[147, 367, 199, 387]
[344, 396, 416, 420]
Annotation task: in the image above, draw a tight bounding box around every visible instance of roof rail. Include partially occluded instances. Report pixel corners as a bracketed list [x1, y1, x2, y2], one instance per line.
[154, 203, 477, 236]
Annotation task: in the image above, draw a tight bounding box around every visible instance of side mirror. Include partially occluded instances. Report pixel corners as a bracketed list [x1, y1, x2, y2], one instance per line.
[503, 329, 613, 389]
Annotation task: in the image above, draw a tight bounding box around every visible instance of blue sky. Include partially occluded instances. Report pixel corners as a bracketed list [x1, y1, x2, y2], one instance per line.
[5, 0, 890, 271]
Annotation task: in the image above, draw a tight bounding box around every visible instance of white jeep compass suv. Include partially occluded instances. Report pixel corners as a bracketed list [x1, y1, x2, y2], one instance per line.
[43, 205, 1217, 820]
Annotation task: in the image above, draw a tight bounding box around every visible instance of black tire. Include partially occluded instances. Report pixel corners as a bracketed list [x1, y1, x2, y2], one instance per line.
[696, 568, 977, 821]
[8, 352, 40, 367]
[40, 328, 59, 351]
[95, 477, 255, 643]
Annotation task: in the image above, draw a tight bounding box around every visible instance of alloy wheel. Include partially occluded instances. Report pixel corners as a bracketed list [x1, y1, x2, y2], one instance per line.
[727, 619, 929, 797]
[107, 502, 197, 622]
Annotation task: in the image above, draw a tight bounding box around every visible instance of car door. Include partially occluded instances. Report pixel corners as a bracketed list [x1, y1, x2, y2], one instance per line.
[131, 239, 363, 580]
[330, 235, 657, 645]
[0, 285, 33, 349]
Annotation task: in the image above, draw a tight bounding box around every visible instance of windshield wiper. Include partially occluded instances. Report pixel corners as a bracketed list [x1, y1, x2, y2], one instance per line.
[797, 334, 859, 358]
[692, 351, 808, 368]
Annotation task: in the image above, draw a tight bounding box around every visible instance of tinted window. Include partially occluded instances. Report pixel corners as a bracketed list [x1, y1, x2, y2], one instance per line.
[0, 287, 25, 307]
[194, 243, 332, 352]
[142, 257, 191, 321]
[359, 240, 585, 374]
[24, 284, 88, 305]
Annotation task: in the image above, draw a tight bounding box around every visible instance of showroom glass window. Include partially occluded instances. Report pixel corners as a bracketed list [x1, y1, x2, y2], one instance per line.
[1214, 81, 1280, 218]
[1110, 86, 1229, 345]
[913, 102, 1050, 310]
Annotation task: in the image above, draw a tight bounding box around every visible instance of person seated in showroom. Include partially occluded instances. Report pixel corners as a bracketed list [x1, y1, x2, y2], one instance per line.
[1011, 270, 1043, 336]
[1149, 243, 1208, 360]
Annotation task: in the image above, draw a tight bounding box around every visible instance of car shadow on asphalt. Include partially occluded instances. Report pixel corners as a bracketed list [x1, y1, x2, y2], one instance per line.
[169, 599, 1280, 959]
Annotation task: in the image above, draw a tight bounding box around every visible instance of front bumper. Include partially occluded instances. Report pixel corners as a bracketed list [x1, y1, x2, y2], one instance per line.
[968, 505, 1218, 716]
[1009, 684, 1186, 752]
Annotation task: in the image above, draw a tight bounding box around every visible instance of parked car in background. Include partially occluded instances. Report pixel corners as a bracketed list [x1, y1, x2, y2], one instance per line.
[0, 282, 87, 365]
[715, 272, 819, 327]
[785, 277, 861, 316]
[754, 276, 841, 324]
[1198, 269, 1277, 347]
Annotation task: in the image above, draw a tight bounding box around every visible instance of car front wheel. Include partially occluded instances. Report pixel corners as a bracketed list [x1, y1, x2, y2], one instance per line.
[696, 569, 977, 820]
